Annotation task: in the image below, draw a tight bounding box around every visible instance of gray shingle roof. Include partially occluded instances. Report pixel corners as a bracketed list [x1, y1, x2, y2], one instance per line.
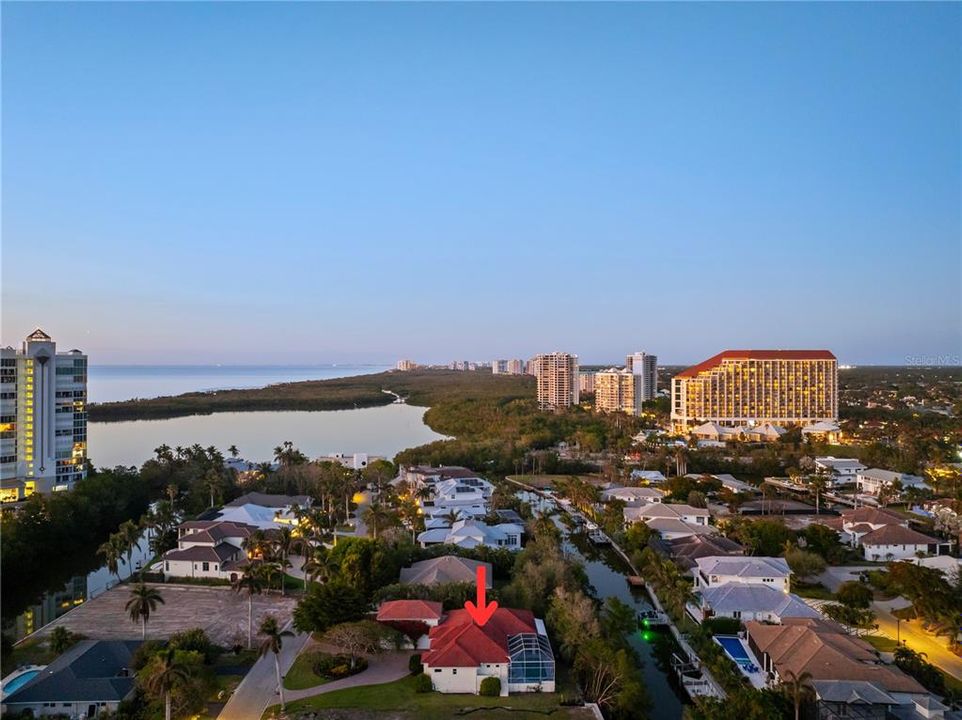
[4, 640, 139, 704]
[164, 543, 240, 563]
[399, 556, 492, 586]
[225, 492, 310, 508]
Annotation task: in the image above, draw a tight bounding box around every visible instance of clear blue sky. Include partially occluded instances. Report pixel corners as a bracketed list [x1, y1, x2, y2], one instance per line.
[2, 2, 959, 365]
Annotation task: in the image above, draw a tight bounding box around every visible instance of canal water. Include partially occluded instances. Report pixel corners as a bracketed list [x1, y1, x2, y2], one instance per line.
[12, 531, 154, 641]
[518, 492, 686, 720]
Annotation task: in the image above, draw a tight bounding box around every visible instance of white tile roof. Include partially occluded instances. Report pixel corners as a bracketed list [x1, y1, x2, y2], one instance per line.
[695, 556, 791, 578]
[699, 585, 820, 619]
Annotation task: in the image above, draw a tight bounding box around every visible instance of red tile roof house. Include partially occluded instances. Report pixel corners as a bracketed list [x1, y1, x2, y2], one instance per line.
[418, 608, 555, 696]
[375, 600, 445, 649]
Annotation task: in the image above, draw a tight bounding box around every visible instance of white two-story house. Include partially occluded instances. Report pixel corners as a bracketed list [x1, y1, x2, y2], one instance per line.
[814, 457, 867, 487]
[161, 520, 253, 581]
[694, 556, 791, 592]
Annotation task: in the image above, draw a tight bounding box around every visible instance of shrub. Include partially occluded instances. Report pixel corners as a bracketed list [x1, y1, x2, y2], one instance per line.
[701, 617, 742, 635]
[311, 652, 368, 679]
[835, 580, 874, 609]
[479, 676, 501, 696]
[409, 653, 423, 674]
[414, 672, 433, 693]
[131, 640, 166, 670]
[169, 628, 219, 664]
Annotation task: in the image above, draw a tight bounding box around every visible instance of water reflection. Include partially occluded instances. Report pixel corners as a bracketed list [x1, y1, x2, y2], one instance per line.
[88, 404, 449, 468]
[13, 533, 153, 641]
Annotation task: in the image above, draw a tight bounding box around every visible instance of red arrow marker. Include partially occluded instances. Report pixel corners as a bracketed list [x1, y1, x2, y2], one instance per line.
[464, 565, 498, 627]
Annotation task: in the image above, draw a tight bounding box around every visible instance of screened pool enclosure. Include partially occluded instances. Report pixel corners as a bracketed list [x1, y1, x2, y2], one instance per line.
[507, 633, 555, 684]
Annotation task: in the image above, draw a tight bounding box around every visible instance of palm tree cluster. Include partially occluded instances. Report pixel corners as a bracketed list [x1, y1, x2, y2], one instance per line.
[555, 475, 602, 517]
[141, 444, 235, 516]
[98, 518, 147, 585]
[634, 547, 693, 619]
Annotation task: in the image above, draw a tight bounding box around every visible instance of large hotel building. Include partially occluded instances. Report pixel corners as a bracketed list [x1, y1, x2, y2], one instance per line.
[1, 329, 88, 503]
[535, 352, 579, 410]
[670, 350, 837, 432]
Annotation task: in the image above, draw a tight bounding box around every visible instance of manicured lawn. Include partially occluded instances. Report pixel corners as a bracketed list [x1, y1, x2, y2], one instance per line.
[792, 582, 835, 601]
[2, 636, 60, 676]
[863, 635, 899, 653]
[283, 651, 329, 690]
[266, 674, 582, 720]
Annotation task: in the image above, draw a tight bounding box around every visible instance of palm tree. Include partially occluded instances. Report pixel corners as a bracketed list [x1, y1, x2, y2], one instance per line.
[203, 469, 223, 508]
[440, 509, 461, 527]
[256, 461, 274, 483]
[228, 444, 239, 459]
[126, 583, 165, 640]
[143, 648, 191, 720]
[119, 519, 142, 570]
[48, 626, 73, 654]
[98, 536, 125, 585]
[242, 529, 269, 560]
[780, 669, 813, 720]
[233, 563, 266, 649]
[302, 547, 338, 589]
[258, 615, 294, 710]
[165, 483, 179, 505]
[362, 503, 396, 540]
[272, 527, 297, 596]
[807, 475, 829, 515]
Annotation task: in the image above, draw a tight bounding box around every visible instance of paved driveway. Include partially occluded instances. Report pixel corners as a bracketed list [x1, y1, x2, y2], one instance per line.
[285, 647, 411, 702]
[817, 565, 872, 592]
[218, 635, 411, 719]
[219, 625, 310, 720]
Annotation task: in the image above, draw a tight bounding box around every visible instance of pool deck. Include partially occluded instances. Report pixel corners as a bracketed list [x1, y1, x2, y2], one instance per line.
[714, 636, 769, 690]
[1, 666, 45, 700]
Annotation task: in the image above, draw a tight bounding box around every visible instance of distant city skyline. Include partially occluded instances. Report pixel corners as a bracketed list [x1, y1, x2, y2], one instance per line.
[2, 3, 959, 365]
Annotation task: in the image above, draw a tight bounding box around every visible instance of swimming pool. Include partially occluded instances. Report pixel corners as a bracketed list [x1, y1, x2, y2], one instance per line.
[2, 669, 40, 695]
[715, 636, 752, 664]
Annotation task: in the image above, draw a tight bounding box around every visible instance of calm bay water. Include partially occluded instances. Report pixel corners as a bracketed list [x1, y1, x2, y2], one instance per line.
[89, 364, 390, 404]
[88, 404, 448, 468]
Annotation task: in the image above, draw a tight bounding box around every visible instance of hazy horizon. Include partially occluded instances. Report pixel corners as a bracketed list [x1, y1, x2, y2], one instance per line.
[3, 3, 959, 366]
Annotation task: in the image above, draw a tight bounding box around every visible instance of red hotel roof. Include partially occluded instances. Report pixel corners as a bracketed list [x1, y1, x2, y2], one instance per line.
[675, 350, 837, 379]
[376, 600, 444, 622]
[421, 608, 536, 668]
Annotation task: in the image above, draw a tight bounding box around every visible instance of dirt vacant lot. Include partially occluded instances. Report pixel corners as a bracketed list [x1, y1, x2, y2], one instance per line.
[33, 583, 296, 646]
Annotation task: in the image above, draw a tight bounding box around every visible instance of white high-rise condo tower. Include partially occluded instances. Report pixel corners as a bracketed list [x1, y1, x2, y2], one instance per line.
[627, 352, 658, 411]
[0, 329, 88, 503]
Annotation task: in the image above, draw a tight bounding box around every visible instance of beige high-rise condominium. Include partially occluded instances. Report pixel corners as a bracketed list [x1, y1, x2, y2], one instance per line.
[671, 350, 837, 432]
[594, 369, 635, 414]
[535, 352, 579, 410]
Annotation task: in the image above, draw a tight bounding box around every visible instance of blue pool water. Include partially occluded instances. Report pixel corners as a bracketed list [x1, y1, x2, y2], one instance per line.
[716, 636, 751, 663]
[3, 669, 39, 694]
